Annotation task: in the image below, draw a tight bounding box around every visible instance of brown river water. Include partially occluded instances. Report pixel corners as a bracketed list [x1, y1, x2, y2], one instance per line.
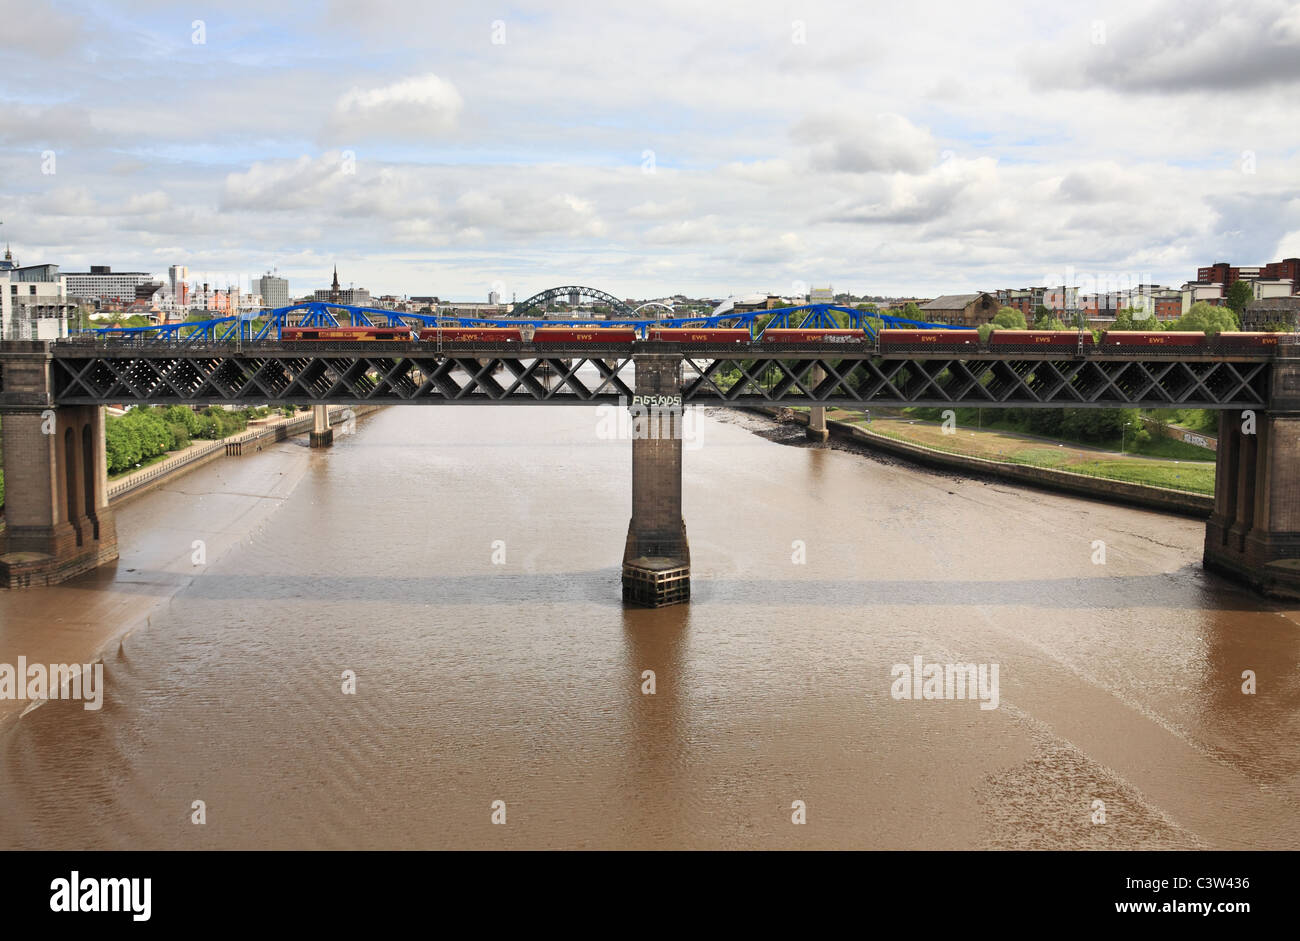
[0, 404, 1297, 849]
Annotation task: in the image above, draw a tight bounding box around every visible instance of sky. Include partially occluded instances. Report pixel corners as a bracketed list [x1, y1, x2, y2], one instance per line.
[1, 0, 1299, 302]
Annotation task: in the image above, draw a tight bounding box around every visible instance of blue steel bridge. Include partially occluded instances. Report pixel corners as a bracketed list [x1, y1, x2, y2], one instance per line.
[74, 293, 939, 343]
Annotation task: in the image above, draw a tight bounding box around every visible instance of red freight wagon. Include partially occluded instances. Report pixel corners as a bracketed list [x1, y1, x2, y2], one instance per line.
[760, 328, 866, 344]
[989, 330, 1083, 348]
[532, 326, 637, 343]
[1214, 332, 1280, 351]
[282, 326, 412, 340]
[649, 327, 751, 344]
[417, 327, 522, 342]
[989, 330, 1092, 352]
[1099, 331, 1210, 349]
[879, 328, 979, 349]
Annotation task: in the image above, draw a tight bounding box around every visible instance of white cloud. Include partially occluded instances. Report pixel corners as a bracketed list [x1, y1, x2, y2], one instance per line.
[1031, 0, 1300, 93]
[1276, 231, 1300, 258]
[720, 159, 793, 184]
[449, 190, 605, 239]
[797, 113, 937, 174]
[326, 73, 463, 140]
[627, 199, 692, 219]
[120, 191, 172, 215]
[2, 0, 1298, 298]
[644, 215, 725, 245]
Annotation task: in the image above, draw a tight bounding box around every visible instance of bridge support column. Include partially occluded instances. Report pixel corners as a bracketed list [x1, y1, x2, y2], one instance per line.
[309, 404, 333, 448]
[1204, 357, 1300, 596]
[807, 406, 829, 441]
[622, 354, 690, 607]
[805, 364, 829, 441]
[0, 343, 117, 588]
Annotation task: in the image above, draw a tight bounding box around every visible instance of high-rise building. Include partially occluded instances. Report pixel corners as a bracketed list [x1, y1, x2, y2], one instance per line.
[164, 264, 190, 312]
[253, 272, 290, 309]
[1, 256, 75, 340]
[62, 265, 156, 305]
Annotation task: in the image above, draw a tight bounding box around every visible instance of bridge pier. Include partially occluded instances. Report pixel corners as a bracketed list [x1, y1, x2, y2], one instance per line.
[1204, 356, 1300, 596]
[309, 404, 333, 448]
[805, 364, 829, 441]
[622, 354, 690, 607]
[807, 406, 829, 441]
[0, 344, 117, 588]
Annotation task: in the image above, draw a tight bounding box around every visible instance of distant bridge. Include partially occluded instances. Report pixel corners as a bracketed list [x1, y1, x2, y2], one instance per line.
[509, 285, 637, 318]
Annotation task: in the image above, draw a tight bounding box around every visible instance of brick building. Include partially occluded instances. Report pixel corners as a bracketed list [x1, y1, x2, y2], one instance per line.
[1242, 296, 1300, 330]
[920, 292, 999, 326]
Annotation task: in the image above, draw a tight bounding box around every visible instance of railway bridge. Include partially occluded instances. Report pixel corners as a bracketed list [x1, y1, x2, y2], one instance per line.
[0, 303, 1295, 605]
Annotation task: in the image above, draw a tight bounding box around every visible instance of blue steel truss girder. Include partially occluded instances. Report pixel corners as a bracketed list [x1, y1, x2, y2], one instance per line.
[76, 300, 964, 344]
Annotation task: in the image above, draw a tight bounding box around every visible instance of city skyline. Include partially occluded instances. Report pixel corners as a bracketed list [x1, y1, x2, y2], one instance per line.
[3, 0, 1299, 300]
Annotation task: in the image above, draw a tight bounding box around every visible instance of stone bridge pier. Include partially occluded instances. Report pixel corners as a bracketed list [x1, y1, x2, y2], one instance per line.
[1204, 354, 1300, 596]
[309, 404, 333, 448]
[621, 354, 690, 607]
[806, 364, 829, 441]
[0, 343, 117, 588]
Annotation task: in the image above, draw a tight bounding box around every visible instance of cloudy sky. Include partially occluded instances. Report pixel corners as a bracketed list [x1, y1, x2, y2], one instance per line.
[2, 0, 1299, 302]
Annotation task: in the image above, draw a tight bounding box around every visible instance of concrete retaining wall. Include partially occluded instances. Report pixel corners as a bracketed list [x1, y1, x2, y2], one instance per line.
[1143, 417, 1218, 452]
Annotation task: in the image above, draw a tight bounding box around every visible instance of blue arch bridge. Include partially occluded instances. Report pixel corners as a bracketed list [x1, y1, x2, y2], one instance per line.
[0, 291, 1292, 606]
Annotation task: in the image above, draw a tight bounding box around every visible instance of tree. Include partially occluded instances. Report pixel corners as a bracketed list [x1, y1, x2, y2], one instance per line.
[1033, 305, 1053, 326]
[1060, 408, 1146, 444]
[901, 302, 923, 320]
[991, 307, 1027, 329]
[1173, 301, 1239, 335]
[1225, 279, 1253, 316]
[105, 421, 142, 474]
[162, 405, 201, 437]
[977, 323, 995, 343]
[1111, 306, 1156, 331]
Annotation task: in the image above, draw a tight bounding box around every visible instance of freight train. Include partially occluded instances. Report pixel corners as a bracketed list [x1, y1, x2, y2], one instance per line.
[276, 323, 1283, 353]
[280, 326, 414, 341]
[879, 328, 1281, 354]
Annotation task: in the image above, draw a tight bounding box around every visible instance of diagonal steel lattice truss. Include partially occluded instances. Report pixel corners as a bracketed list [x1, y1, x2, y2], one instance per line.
[51, 346, 638, 406]
[682, 354, 1271, 408]
[48, 345, 1271, 408]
